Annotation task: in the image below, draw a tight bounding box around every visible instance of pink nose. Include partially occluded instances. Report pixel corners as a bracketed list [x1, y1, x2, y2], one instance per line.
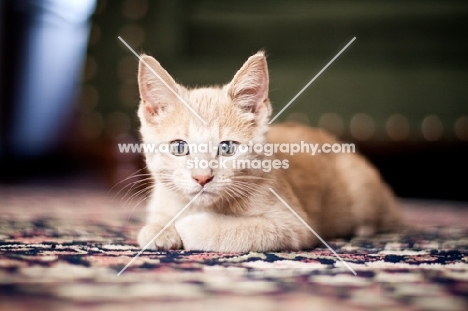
[193, 175, 213, 186]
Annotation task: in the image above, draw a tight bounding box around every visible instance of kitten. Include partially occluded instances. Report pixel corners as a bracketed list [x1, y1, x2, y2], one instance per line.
[136, 51, 401, 252]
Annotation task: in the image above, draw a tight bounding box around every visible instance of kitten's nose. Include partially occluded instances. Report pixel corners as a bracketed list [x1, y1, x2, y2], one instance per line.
[193, 175, 213, 186]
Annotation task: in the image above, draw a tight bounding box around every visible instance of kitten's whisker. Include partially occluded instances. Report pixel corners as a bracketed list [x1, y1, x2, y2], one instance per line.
[231, 175, 274, 181]
[226, 184, 251, 201]
[159, 183, 182, 194]
[108, 167, 149, 194]
[124, 183, 154, 205]
[120, 182, 154, 209]
[119, 178, 154, 202]
[108, 170, 144, 195]
[125, 194, 151, 225]
[126, 177, 154, 188]
[240, 179, 277, 189]
[221, 188, 244, 212]
[112, 174, 152, 200]
[229, 181, 265, 194]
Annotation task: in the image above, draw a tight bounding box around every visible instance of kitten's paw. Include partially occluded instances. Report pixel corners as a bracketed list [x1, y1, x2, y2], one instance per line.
[137, 224, 182, 250]
[175, 213, 215, 251]
[354, 225, 375, 237]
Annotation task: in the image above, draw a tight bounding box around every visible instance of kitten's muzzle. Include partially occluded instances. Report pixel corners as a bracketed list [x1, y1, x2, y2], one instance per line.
[193, 175, 214, 186]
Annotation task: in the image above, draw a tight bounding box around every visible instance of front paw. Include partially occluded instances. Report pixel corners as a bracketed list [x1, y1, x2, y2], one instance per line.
[175, 213, 215, 251]
[137, 224, 182, 250]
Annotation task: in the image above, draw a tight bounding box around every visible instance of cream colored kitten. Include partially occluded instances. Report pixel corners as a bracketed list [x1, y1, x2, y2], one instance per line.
[136, 51, 401, 252]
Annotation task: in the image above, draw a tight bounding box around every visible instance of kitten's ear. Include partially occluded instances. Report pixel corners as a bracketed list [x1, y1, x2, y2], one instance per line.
[228, 51, 271, 122]
[138, 54, 178, 118]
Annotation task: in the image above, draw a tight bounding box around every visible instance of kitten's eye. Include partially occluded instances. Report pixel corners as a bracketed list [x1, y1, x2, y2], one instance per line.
[170, 140, 189, 156]
[218, 141, 239, 157]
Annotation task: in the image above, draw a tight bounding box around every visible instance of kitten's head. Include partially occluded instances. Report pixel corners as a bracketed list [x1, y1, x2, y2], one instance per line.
[137, 51, 272, 207]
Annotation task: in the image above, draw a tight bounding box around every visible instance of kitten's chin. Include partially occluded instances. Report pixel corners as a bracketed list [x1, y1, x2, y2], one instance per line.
[187, 188, 220, 204]
[185, 185, 214, 196]
[203, 190, 222, 202]
[195, 188, 216, 197]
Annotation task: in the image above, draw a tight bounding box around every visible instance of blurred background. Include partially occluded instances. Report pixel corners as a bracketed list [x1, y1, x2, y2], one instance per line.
[1, 0, 467, 201]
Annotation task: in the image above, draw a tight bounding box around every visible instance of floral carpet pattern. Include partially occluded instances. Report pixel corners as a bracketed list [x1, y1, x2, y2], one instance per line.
[0, 187, 467, 311]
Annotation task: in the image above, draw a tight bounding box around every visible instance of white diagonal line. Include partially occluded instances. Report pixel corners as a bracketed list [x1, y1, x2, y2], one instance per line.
[269, 188, 357, 275]
[118, 36, 207, 125]
[117, 189, 204, 276]
[269, 37, 356, 124]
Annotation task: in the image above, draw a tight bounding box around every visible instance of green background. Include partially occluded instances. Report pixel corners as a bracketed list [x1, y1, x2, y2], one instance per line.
[77, 0, 468, 143]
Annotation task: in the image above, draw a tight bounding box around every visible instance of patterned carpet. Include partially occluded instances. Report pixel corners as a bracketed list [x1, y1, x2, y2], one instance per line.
[0, 186, 467, 311]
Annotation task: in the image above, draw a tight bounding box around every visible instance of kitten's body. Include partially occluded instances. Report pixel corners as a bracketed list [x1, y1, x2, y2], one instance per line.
[268, 124, 399, 240]
[136, 52, 400, 252]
